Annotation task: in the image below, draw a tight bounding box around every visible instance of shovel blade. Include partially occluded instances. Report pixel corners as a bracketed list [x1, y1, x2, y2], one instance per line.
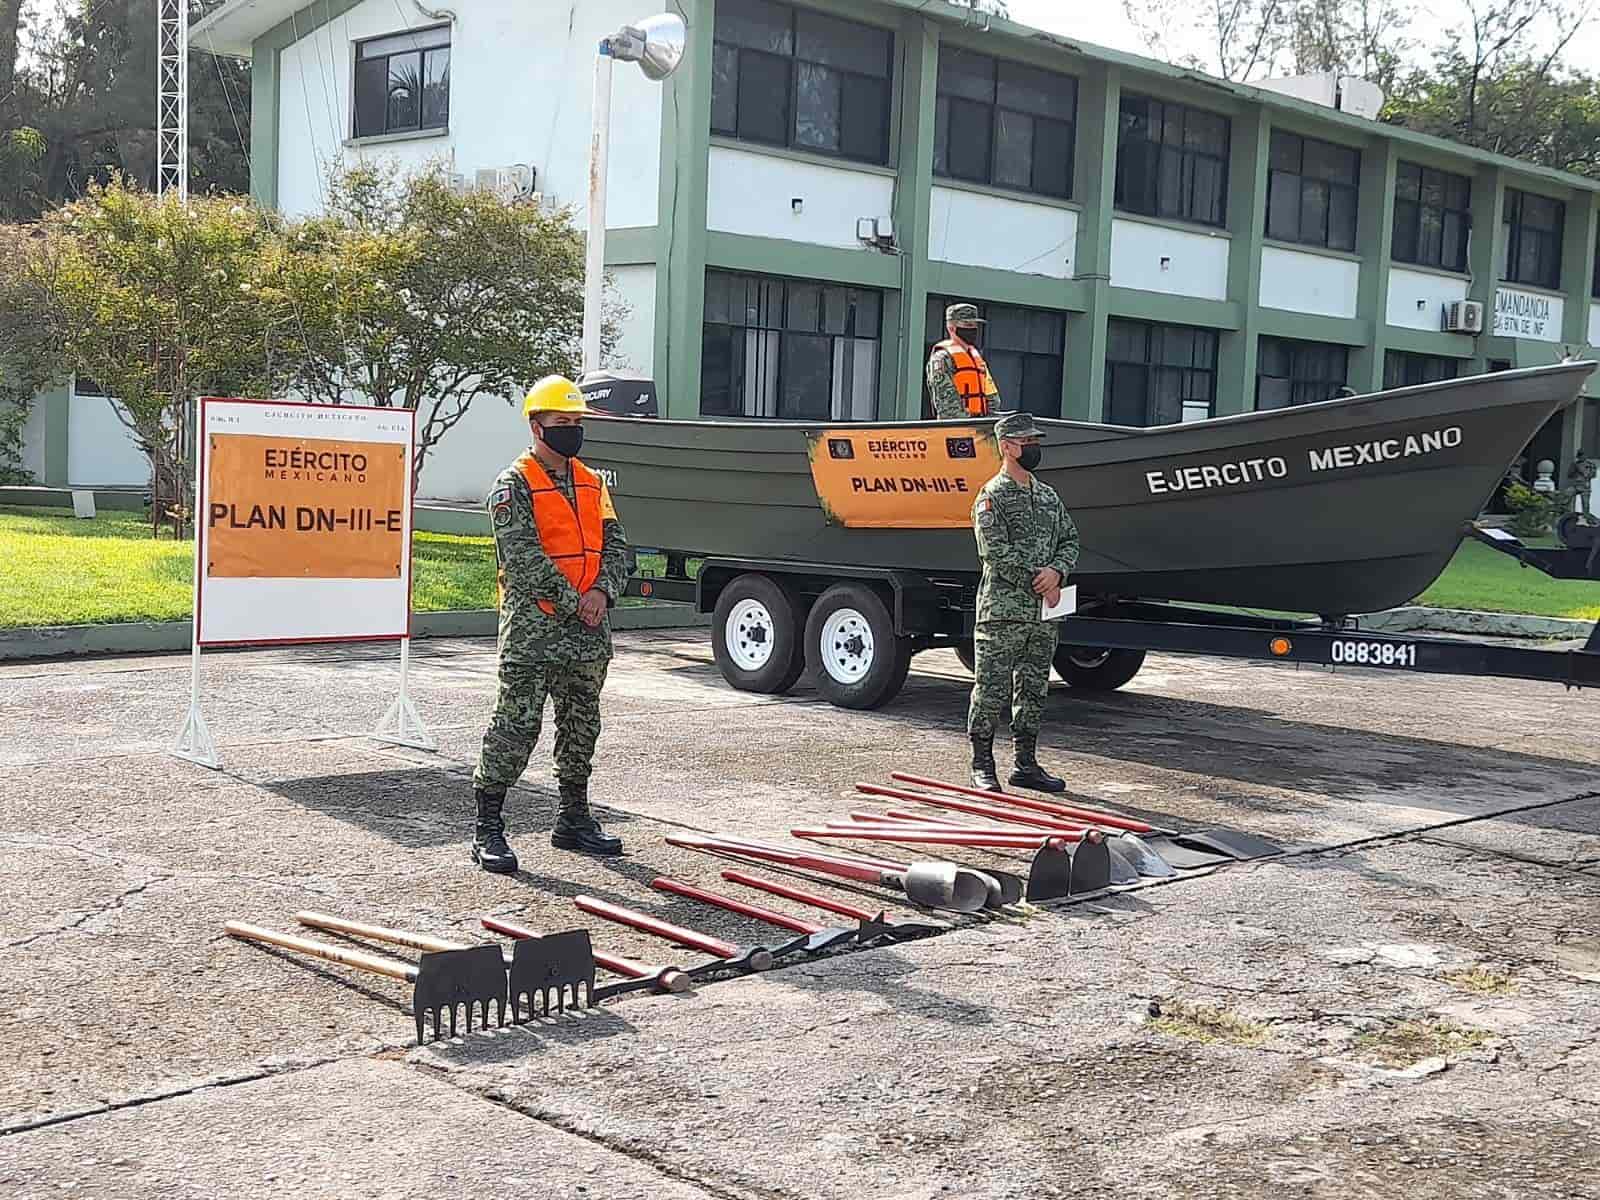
[1068, 838, 1113, 895]
[508, 929, 597, 1021]
[1141, 836, 1235, 870]
[1104, 841, 1142, 885]
[898, 862, 990, 913]
[1025, 841, 1073, 901]
[1116, 833, 1177, 877]
[1177, 829, 1284, 860]
[413, 945, 509, 1044]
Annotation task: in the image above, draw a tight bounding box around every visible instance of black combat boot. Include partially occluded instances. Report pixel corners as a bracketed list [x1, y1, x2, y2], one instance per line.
[1009, 734, 1066, 793]
[970, 735, 1002, 792]
[551, 782, 623, 856]
[471, 788, 519, 874]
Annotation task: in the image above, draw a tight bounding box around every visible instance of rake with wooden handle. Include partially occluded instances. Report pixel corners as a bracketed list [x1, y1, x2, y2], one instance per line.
[225, 920, 508, 1044]
[294, 910, 595, 1017]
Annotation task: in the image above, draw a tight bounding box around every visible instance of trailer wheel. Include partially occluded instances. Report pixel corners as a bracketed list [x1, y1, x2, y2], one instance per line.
[712, 574, 805, 695]
[1053, 646, 1147, 691]
[955, 640, 976, 673]
[805, 583, 911, 710]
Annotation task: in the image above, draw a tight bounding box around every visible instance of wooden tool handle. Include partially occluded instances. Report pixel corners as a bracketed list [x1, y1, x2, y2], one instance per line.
[296, 910, 462, 954]
[226, 921, 418, 982]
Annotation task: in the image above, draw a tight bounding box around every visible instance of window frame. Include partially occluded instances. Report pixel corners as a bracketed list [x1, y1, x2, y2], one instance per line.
[1113, 93, 1231, 229]
[1501, 188, 1566, 291]
[1391, 161, 1471, 274]
[700, 269, 883, 422]
[1265, 129, 1361, 252]
[1383, 351, 1461, 389]
[710, 1, 895, 167]
[1103, 318, 1220, 427]
[351, 25, 451, 140]
[1255, 337, 1350, 410]
[932, 46, 1078, 201]
[923, 295, 1067, 418]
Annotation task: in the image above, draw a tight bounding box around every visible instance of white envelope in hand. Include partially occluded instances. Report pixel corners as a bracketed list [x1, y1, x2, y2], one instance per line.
[1041, 584, 1077, 620]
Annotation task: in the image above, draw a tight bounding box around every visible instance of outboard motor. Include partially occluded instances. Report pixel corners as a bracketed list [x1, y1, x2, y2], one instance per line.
[579, 371, 657, 418]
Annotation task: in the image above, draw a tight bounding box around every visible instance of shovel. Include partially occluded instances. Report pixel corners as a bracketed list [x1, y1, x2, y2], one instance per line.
[225, 920, 507, 1044]
[650, 877, 876, 953]
[295, 910, 595, 1018]
[887, 773, 1281, 868]
[574, 894, 776, 976]
[852, 810, 1146, 886]
[719, 869, 949, 940]
[664, 834, 992, 913]
[859, 783, 1176, 879]
[480, 916, 691, 998]
[792, 824, 1114, 897]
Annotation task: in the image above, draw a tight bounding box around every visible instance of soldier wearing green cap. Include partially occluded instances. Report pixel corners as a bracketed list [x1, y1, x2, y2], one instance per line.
[927, 302, 1001, 420]
[967, 411, 1079, 792]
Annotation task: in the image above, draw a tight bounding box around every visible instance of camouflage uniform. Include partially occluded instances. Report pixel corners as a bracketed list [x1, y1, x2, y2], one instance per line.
[473, 458, 630, 792]
[968, 451, 1079, 744]
[926, 302, 998, 420]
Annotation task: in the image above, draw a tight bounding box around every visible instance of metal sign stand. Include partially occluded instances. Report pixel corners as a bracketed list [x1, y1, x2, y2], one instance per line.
[373, 637, 437, 751]
[172, 640, 220, 769]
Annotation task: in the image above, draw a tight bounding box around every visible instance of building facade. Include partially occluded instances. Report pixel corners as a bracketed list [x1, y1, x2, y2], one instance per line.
[181, 0, 1596, 500]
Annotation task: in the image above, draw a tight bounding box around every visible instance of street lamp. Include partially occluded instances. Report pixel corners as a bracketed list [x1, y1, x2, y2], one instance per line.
[583, 13, 687, 375]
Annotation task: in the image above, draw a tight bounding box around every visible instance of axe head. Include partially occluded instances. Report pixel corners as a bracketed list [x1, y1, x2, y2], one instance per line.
[413, 945, 509, 1044]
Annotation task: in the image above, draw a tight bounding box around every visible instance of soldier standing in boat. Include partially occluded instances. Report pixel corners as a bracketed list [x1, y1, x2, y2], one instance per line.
[927, 302, 1001, 419]
[470, 375, 631, 873]
[968, 412, 1079, 794]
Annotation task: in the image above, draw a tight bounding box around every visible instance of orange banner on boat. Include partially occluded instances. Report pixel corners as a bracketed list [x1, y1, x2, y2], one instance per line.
[806, 427, 1000, 528]
[204, 433, 408, 579]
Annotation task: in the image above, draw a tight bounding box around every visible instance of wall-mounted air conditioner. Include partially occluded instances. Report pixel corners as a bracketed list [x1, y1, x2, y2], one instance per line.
[1442, 300, 1484, 334]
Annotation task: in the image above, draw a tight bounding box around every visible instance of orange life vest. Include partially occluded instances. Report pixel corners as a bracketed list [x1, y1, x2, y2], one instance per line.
[935, 340, 1000, 417]
[509, 452, 608, 616]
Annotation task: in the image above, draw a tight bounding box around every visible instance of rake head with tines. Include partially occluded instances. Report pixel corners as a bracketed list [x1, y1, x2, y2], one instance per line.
[508, 930, 597, 1019]
[413, 945, 511, 1043]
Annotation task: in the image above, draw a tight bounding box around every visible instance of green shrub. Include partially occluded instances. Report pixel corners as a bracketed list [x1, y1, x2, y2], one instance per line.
[1503, 481, 1561, 539]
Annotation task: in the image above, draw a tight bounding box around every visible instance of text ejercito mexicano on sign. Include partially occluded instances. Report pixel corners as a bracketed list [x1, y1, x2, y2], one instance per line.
[206, 433, 407, 579]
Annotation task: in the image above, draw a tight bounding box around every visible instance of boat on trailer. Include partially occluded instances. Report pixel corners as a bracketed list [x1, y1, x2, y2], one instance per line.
[586, 361, 1596, 617]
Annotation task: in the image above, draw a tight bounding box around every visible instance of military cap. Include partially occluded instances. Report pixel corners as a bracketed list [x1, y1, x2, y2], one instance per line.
[994, 411, 1042, 440]
[945, 302, 986, 326]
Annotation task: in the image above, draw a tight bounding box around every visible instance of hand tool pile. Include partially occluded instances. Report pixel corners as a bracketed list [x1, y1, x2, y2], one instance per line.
[226, 774, 1279, 1045]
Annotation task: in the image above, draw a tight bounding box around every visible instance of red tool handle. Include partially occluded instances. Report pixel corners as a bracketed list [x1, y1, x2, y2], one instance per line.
[480, 915, 672, 983]
[875, 791, 1089, 832]
[650, 877, 823, 935]
[720, 870, 878, 923]
[574, 895, 741, 959]
[793, 826, 1081, 848]
[665, 834, 906, 880]
[883, 773, 1155, 833]
[846, 810, 1041, 834]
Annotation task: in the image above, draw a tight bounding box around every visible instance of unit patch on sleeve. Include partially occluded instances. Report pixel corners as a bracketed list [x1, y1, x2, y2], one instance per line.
[491, 483, 513, 529]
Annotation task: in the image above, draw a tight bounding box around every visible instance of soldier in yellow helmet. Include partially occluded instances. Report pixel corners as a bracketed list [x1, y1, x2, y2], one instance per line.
[469, 375, 631, 872]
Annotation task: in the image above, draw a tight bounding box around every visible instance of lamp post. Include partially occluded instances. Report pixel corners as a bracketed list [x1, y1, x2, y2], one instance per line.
[583, 13, 687, 376]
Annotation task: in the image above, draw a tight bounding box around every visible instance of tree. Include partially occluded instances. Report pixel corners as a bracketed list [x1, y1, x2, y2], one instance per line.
[1288, 0, 1413, 93]
[0, 223, 67, 483]
[32, 179, 304, 534]
[1122, 0, 1291, 81]
[279, 163, 601, 491]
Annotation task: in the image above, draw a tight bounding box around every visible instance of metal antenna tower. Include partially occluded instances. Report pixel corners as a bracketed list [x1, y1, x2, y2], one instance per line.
[156, 0, 188, 199]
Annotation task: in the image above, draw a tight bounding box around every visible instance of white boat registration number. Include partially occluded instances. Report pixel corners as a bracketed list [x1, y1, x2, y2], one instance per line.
[1330, 640, 1417, 667]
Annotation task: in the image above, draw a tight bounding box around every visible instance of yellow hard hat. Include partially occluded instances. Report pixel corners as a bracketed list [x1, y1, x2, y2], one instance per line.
[522, 375, 591, 418]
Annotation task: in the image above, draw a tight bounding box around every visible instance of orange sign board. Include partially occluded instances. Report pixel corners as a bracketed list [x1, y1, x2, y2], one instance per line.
[806, 426, 1000, 528]
[205, 433, 408, 579]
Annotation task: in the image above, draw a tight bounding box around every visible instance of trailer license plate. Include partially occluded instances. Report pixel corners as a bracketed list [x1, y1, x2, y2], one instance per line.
[1330, 640, 1416, 667]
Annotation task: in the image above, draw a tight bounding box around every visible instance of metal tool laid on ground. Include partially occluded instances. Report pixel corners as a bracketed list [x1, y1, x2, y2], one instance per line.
[295, 910, 595, 1017]
[481, 916, 691, 998]
[574, 894, 779, 976]
[859, 782, 1172, 880]
[226, 919, 508, 1044]
[845, 808, 1144, 886]
[665, 834, 994, 912]
[650, 876, 880, 952]
[888, 772, 1283, 869]
[718, 870, 949, 940]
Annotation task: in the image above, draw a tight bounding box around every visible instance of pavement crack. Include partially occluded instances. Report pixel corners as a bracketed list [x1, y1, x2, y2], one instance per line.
[4, 874, 170, 950]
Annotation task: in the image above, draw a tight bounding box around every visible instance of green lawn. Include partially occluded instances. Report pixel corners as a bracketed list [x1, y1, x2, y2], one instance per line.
[0, 505, 1594, 627]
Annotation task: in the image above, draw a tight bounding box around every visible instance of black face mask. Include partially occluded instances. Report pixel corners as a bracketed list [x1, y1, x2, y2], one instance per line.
[1017, 444, 1042, 471]
[539, 424, 585, 459]
[955, 326, 982, 347]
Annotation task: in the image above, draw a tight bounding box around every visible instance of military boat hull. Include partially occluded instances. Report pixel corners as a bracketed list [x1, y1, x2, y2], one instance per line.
[583, 362, 1595, 615]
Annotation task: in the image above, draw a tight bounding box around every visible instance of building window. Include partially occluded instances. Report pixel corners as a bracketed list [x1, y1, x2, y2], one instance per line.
[1392, 162, 1470, 274]
[1256, 338, 1349, 410]
[1266, 130, 1359, 251]
[701, 270, 881, 421]
[1104, 319, 1218, 426]
[923, 297, 1066, 417]
[933, 47, 1076, 200]
[1114, 95, 1230, 228]
[353, 27, 450, 138]
[1593, 235, 1599, 298]
[1383, 351, 1460, 389]
[1501, 189, 1565, 290]
[710, 0, 893, 166]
